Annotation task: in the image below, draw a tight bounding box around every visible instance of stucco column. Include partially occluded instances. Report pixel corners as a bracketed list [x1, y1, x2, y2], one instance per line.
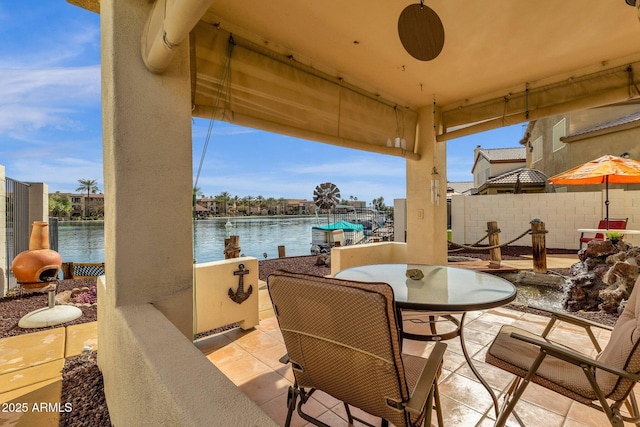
[406, 105, 448, 264]
[101, 0, 193, 334]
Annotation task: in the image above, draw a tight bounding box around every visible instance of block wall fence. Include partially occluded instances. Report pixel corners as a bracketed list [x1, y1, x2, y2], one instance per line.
[450, 189, 640, 250]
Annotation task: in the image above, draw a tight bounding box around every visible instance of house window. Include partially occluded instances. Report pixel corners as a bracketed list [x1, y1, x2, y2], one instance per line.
[553, 118, 566, 152]
[532, 136, 543, 163]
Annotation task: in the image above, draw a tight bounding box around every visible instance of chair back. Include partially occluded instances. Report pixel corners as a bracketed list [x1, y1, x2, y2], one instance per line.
[596, 276, 640, 401]
[594, 218, 627, 239]
[268, 271, 412, 427]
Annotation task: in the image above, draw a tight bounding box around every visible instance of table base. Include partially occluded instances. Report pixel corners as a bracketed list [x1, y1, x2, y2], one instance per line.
[398, 310, 499, 416]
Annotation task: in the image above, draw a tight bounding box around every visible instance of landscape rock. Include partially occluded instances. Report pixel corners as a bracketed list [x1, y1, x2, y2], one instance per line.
[565, 240, 639, 313]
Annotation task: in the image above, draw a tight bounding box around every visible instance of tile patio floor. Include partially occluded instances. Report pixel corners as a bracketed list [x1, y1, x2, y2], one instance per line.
[197, 257, 640, 427]
[4, 254, 638, 426]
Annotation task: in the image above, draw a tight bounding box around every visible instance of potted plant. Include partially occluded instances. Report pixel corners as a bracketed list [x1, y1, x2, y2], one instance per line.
[605, 231, 624, 244]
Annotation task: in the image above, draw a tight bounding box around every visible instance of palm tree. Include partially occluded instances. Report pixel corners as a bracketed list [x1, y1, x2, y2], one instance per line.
[266, 197, 277, 215]
[49, 194, 73, 219]
[256, 195, 265, 214]
[278, 197, 287, 215]
[215, 191, 231, 216]
[76, 179, 100, 219]
[230, 195, 240, 216]
[245, 195, 254, 215]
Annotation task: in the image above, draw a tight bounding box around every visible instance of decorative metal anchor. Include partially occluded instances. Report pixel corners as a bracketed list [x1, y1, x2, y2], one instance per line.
[228, 263, 253, 304]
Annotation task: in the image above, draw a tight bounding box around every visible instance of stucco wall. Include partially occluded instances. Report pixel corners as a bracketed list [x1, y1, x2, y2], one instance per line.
[450, 189, 640, 249]
[194, 257, 259, 332]
[97, 277, 275, 427]
[331, 242, 407, 276]
[529, 106, 640, 183]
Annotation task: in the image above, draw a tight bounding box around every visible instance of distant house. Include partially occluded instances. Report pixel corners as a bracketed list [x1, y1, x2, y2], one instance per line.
[50, 192, 104, 219]
[446, 181, 474, 199]
[471, 146, 527, 193]
[522, 102, 640, 193]
[477, 167, 548, 195]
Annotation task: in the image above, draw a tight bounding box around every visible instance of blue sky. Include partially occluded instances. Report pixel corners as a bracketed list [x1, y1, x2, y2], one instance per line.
[0, 2, 525, 206]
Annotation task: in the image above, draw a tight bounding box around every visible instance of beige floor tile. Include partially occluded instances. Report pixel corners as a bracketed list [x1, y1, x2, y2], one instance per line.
[308, 389, 341, 410]
[256, 317, 280, 333]
[500, 399, 566, 427]
[274, 363, 296, 384]
[0, 378, 62, 426]
[330, 402, 382, 426]
[0, 328, 65, 374]
[455, 359, 513, 392]
[486, 307, 524, 320]
[511, 318, 547, 335]
[265, 327, 284, 343]
[441, 349, 467, 373]
[443, 336, 485, 359]
[520, 382, 572, 417]
[238, 370, 291, 405]
[485, 398, 566, 427]
[214, 353, 274, 384]
[231, 328, 283, 354]
[0, 359, 64, 394]
[439, 372, 496, 414]
[438, 394, 484, 427]
[562, 418, 596, 427]
[260, 308, 276, 321]
[204, 341, 250, 365]
[64, 321, 97, 357]
[251, 342, 288, 369]
[476, 312, 518, 327]
[566, 401, 612, 426]
[309, 409, 349, 427]
[461, 328, 496, 347]
[260, 392, 328, 427]
[464, 318, 503, 336]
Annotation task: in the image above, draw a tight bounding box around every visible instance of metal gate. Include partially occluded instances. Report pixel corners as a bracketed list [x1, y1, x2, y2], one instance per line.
[5, 178, 30, 290]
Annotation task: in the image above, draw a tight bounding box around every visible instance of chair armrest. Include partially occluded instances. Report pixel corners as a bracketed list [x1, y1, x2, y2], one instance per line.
[510, 332, 640, 382]
[405, 342, 447, 415]
[528, 306, 614, 331]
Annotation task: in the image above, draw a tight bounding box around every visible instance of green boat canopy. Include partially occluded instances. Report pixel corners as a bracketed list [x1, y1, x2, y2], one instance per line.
[312, 221, 364, 232]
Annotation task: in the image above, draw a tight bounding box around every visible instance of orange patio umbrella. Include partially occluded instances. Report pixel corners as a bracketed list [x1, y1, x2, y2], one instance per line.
[549, 154, 640, 228]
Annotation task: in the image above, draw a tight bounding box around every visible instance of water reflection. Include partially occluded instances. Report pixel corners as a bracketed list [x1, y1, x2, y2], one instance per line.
[514, 283, 565, 311]
[58, 217, 320, 264]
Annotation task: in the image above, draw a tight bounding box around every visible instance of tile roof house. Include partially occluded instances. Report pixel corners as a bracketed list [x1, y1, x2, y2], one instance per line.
[477, 167, 548, 195]
[471, 146, 527, 190]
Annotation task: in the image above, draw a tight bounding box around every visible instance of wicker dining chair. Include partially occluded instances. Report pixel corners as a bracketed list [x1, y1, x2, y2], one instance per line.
[486, 277, 640, 427]
[267, 270, 447, 427]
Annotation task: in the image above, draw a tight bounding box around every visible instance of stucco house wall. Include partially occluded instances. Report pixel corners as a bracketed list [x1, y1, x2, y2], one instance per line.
[528, 105, 640, 195]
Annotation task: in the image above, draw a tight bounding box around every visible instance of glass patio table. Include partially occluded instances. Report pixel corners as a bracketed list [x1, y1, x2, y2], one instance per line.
[334, 263, 517, 414]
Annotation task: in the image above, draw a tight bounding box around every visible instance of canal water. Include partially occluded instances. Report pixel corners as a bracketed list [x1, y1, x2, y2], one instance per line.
[57, 216, 321, 264]
[56, 218, 567, 310]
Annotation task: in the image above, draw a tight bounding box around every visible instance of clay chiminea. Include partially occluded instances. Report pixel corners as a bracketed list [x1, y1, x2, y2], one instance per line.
[12, 221, 62, 289]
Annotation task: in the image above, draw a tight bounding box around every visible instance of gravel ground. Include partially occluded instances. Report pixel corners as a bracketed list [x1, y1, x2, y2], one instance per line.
[0, 246, 618, 426]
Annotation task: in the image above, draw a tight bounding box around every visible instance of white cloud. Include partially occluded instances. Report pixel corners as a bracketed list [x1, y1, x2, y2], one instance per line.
[0, 65, 100, 136]
[284, 156, 405, 178]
